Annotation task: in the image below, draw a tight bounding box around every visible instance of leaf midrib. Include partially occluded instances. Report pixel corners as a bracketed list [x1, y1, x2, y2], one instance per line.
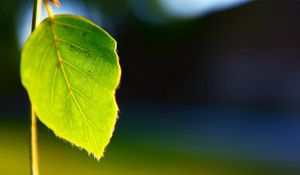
[47, 18, 100, 155]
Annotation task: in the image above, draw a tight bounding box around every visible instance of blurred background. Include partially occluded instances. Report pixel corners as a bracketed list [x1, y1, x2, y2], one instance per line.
[1, 0, 300, 174]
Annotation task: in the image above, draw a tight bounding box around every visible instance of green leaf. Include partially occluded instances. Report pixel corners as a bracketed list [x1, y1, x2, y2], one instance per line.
[21, 14, 121, 159]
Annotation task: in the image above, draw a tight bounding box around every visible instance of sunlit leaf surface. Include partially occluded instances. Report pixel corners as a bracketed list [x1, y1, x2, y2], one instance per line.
[21, 14, 121, 159]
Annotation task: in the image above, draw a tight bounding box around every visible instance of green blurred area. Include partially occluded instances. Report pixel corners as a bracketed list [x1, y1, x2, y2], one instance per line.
[0, 119, 298, 175]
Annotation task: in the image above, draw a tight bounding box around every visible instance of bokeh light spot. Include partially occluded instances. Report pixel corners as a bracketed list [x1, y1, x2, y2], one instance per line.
[158, 0, 252, 18]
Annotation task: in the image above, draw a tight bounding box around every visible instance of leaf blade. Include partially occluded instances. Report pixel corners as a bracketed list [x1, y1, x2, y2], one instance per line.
[21, 14, 121, 159]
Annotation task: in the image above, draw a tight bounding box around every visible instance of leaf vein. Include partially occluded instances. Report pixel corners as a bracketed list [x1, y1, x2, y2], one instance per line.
[66, 93, 75, 142]
[62, 60, 110, 93]
[71, 86, 97, 107]
[54, 21, 92, 33]
[48, 19, 99, 151]
[57, 38, 95, 56]
[34, 44, 52, 88]
[50, 65, 59, 113]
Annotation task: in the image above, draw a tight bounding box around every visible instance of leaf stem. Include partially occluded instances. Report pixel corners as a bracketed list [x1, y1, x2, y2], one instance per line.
[30, 0, 42, 175]
[31, 0, 43, 32]
[44, 0, 54, 18]
[31, 107, 39, 175]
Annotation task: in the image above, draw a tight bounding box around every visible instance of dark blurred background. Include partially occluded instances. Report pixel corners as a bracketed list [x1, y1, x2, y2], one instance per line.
[1, 0, 300, 174]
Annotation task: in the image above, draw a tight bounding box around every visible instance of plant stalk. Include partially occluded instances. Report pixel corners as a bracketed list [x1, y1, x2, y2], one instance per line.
[31, 0, 43, 175]
[32, 0, 42, 32]
[44, 0, 54, 18]
[31, 107, 39, 175]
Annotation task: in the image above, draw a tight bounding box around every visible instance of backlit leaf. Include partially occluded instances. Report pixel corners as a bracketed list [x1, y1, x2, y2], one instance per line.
[21, 14, 121, 159]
